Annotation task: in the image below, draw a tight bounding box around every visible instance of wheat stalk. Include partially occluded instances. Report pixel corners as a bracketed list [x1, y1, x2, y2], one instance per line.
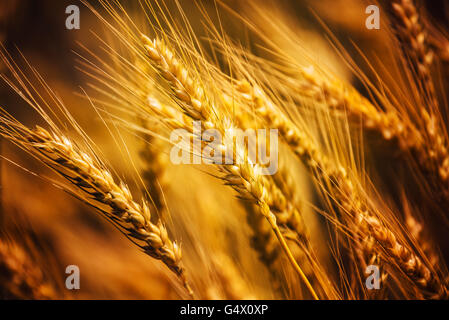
[242, 201, 286, 294]
[238, 72, 449, 298]
[0, 116, 193, 298]
[221, 83, 316, 291]
[141, 34, 319, 299]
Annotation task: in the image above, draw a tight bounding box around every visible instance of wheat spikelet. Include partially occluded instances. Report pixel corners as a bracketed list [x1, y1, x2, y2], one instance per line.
[0, 240, 55, 299]
[0, 117, 193, 298]
[141, 34, 319, 299]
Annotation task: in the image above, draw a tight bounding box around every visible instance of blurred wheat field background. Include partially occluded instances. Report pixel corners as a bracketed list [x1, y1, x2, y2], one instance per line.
[0, 0, 449, 300]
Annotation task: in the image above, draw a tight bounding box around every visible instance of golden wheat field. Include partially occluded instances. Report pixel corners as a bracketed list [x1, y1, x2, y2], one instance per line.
[1, 0, 449, 302]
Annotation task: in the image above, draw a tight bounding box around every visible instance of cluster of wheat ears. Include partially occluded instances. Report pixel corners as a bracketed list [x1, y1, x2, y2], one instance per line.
[1, 0, 449, 300]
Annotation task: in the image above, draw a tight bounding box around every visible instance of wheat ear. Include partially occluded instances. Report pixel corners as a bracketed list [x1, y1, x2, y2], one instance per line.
[388, 1, 449, 197]
[390, 0, 437, 108]
[243, 74, 449, 297]
[362, 213, 447, 298]
[222, 88, 319, 297]
[142, 97, 290, 295]
[0, 119, 193, 298]
[285, 61, 448, 292]
[141, 35, 319, 299]
[228, 83, 310, 244]
[236, 79, 385, 292]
